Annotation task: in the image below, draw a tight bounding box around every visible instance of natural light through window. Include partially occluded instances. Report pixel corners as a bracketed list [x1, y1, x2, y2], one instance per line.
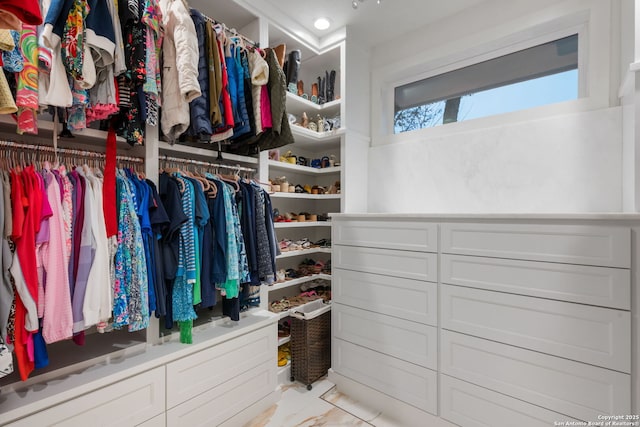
[394, 34, 579, 134]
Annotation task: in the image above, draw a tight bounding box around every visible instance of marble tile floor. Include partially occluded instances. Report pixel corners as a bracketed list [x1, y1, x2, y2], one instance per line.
[244, 378, 400, 427]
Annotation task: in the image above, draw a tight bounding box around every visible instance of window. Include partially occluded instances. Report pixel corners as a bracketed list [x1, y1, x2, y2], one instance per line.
[393, 34, 579, 134]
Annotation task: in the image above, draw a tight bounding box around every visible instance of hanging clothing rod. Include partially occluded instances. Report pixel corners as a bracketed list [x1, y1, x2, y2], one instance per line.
[202, 13, 259, 48]
[0, 139, 144, 163]
[160, 155, 255, 173]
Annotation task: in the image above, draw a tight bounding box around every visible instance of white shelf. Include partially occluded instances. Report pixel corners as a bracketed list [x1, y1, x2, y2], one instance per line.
[290, 126, 344, 151]
[278, 310, 292, 320]
[0, 115, 141, 154]
[277, 248, 332, 259]
[158, 140, 259, 164]
[270, 192, 341, 200]
[286, 92, 341, 117]
[269, 274, 332, 292]
[268, 160, 341, 175]
[274, 221, 331, 228]
[278, 336, 291, 346]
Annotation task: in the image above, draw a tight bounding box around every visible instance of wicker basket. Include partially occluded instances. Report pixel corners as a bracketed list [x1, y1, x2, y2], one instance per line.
[290, 300, 331, 390]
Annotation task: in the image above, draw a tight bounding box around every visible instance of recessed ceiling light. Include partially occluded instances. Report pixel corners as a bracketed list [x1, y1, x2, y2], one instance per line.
[314, 17, 331, 30]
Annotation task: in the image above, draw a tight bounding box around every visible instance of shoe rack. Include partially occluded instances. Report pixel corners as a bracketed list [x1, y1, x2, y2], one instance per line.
[258, 23, 345, 385]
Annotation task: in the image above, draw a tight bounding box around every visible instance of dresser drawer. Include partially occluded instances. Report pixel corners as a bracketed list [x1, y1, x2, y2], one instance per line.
[441, 375, 581, 427]
[442, 254, 630, 309]
[333, 338, 437, 415]
[7, 367, 165, 427]
[137, 414, 166, 427]
[166, 324, 276, 408]
[441, 284, 630, 372]
[333, 303, 437, 369]
[334, 245, 437, 282]
[332, 220, 437, 252]
[441, 330, 630, 421]
[441, 223, 630, 267]
[166, 360, 276, 427]
[333, 269, 437, 325]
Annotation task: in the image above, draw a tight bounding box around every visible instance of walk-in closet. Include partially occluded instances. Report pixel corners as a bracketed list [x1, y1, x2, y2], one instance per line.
[0, 0, 638, 426]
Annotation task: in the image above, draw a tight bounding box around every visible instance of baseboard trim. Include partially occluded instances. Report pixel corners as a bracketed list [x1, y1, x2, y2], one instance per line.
[328, 369, 456, 427]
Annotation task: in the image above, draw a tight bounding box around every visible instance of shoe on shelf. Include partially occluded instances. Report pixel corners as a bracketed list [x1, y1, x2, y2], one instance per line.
[313, 238, 331, 248]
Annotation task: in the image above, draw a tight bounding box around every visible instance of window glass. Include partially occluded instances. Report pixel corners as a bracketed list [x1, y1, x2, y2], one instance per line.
[394, 34, 579, 133]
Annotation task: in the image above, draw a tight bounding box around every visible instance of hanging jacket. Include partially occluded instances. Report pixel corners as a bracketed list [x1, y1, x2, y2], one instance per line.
[230, 46, 251, 139]
[254, 48, 293, 152]
[211, 34, 234, 141]
[86, 0, 116, 69]
[40, 0, 74, 106]
[206, 23, 222, 127]
[248, 49, 268, 134]
[158, 0, 201, 143]
[185, 8, 212, 142]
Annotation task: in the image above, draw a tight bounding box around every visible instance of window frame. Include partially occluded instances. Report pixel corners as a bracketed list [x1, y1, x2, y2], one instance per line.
[374, 10, 594, 144]
[393, 34, 580, 133]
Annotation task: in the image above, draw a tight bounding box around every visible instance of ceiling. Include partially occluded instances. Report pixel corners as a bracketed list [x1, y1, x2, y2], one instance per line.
[263, 0, 487, 46]
[188, 0, 488, 48]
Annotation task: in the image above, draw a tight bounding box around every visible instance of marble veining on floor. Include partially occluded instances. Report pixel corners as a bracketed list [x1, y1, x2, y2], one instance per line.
[244, 378, 400, 427]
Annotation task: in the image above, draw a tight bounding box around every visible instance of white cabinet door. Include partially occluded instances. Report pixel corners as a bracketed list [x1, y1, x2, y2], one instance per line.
[333, 269, 437, 325]
[440, 223, 630, 268]
[441, 284, 630, 372]
[332, 220, 438, 252]
[440, 375, 580, 427]
[334, 246, 437, 282]
[333, 303, 437, 369]
[166, 325, 275, 408]
[166, 360, 276, 427]
[333, 338, 438, 415]
[441, 254, 630, 309]
[7, 367, 165, 427]
[441, 330, 630, 421]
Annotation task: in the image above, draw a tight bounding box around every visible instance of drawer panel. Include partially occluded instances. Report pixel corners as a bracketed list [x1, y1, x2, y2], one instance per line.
[333, 269, 437, 325]
[441, 330, 631, 421]
[137, 414, 166, 427]
[441, 285, 631, 372]
[333, 303, 437, 369]
[442, 254, 630, 309]
[334, 245, 437, 282]
[166, 360, 276, 427]
[332, 220, 437, 252]
[441, 223, 630, 268]
[333, 338, 438, 415]
[8, 367, 165, 427]
[166, 324, 275, 408]
[441, 375, 581, 427]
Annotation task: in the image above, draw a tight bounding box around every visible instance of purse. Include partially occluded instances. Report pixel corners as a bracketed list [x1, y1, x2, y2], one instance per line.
[0, 336, 13, 378]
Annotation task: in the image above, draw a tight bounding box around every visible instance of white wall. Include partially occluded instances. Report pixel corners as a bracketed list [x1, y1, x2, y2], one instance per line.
[621, 0, 635, 212]
[342, 31, 371, 213]
[367, 0, 625, 213]
[369, 108, 622, 213]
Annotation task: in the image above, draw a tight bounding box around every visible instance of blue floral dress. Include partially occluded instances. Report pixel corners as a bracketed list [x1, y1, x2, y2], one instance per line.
[113, 171, 149, 332]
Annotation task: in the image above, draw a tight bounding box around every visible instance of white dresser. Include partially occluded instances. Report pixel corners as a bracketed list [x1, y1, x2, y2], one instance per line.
[1, 312, 279, 427]
[330, 214, 639, 427]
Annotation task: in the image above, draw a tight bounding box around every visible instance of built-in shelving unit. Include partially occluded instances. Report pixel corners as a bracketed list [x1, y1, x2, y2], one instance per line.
[260, 24, 342, 382]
